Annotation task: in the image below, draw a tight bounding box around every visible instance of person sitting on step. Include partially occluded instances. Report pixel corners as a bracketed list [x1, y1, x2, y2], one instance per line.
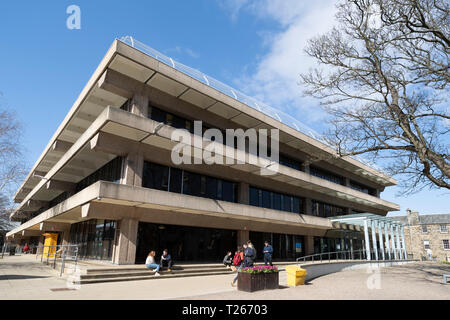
[145, 251, 160, 276]
[223, 251, 233, 268]
[160, 249, 173, 272]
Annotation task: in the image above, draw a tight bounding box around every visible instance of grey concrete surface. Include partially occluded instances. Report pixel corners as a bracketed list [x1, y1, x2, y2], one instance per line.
[1, 256, 448, 300]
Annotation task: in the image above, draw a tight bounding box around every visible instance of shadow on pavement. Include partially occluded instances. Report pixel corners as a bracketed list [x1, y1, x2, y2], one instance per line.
[0, 275, 50, 280]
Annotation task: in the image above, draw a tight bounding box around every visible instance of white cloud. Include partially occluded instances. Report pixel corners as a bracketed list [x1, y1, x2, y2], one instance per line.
[222, 0, 339, 124]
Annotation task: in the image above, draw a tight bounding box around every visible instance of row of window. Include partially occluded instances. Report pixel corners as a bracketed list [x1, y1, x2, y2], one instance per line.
[249, 186, 302, 214]
[309, 166, 344, 185]
[349, 180, 377, 196]
[311, 200, 346, 218]
[424, 239, 450, 250]
[422, 224, 448, 233]
[123, 101, 382, 195]
[142, 161, 238, 203]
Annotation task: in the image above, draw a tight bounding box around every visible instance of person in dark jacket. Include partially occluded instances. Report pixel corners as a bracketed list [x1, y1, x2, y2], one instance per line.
[244, 241, 256, 267]
[223, 251, 233, 268]
[160, 249, 173, 271]
[263, 241, 273, 266]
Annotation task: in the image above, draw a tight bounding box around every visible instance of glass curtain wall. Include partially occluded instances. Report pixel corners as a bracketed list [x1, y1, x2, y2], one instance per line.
[69, 219, 116, 261]
[142, 161, 237, 203]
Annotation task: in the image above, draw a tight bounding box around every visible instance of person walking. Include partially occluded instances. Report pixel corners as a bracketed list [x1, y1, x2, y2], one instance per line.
[231, 246, 245, 287]
[145, 251, 161, 276]
[263, 241, 273, 266]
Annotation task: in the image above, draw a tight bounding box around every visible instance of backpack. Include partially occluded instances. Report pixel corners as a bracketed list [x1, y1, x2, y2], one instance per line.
[232, 252, 242, 266]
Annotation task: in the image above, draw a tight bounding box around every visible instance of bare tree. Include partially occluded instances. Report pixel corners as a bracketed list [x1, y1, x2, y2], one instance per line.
[0, 105, 27, 231]
[301, 0, 449, 193]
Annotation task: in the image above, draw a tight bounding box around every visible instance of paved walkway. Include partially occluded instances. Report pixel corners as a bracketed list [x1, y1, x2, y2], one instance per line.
[0, 255, 449, 299]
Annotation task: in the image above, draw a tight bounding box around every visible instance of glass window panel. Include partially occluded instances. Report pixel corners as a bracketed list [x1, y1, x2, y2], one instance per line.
[249, 187, 259, 206]
[272, 193, 281, 211]
[149, 106, 166, 123]
[262, 190, 271, 209]
[283, 195, 292, 212]
[293, 197, 300, 213]
[169, 167, 182, 193]
[206, 177, 218, 199]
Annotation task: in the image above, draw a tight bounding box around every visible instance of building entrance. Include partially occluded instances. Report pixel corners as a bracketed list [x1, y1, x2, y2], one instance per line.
[135, 222, 237, 264]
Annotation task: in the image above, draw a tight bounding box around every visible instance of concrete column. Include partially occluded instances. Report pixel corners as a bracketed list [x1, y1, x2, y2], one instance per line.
[378, 222, 385, 260]
[113, 218, 139, 265]
[385, 223, 391, 260]
[363, 219, 371, 261]
[400, 225, 408, 259]
[391, 224, 398, 260]
[238, 182, 249, 205]
[236, 230, 249, 247]
[350, 238, 354, 259]
[395, 225, 402, 260]
[131, 93, 149, 118]
[304, 235, 315, 256]
[122, 152, 144, 187]
[62, 230, 71, 246]
[371, 220, 379, 260]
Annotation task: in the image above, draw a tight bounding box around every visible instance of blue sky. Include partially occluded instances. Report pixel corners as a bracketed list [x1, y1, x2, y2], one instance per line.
[0, 1, 448, 215]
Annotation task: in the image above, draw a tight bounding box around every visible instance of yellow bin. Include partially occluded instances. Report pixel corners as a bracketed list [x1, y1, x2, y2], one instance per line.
[42, 233, 58, 258]
[286, 266, 307, 286]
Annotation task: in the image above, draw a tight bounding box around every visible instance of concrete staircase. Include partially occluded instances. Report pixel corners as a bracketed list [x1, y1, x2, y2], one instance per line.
[58, 261, 299, 285]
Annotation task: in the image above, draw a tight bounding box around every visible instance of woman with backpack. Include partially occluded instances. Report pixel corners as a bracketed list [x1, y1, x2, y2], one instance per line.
[231, 245, 245, 287]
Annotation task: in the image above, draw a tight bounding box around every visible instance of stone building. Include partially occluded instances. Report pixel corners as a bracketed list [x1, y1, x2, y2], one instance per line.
[394, 210, 450, 262]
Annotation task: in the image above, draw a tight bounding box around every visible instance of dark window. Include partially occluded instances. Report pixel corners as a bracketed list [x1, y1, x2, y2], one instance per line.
[283, 195, 292, 212]
[279, 154, 302, 171]
[350, 180, 376, 196]
[142, 162, 169, 191]
[250, 187, 259, 207]
[272, 193, 281, 211]
[169, 168, 182, 193]
[142, 161, 237, 204]
[311, 200, 345, 217]
[76, 157, 122, 192]
[222, 180, 236, 203]
[69, 219, 116, 261]
[249, 186, 302, 214]
[262, 189, 271, 209]
[310, 166, 344, 185]
[148, 105, 194, 133]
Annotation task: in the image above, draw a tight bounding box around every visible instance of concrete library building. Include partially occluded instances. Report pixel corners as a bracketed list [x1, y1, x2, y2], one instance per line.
[6, 37, 401, 265]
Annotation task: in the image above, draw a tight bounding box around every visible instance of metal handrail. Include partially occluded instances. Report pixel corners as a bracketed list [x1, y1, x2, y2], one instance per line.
[296, 248, 407, 263]
[35, 244, 79, 276]
[296, 249, 366, 263]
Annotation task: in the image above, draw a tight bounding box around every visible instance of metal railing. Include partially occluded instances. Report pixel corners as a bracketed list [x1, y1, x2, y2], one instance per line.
[0, 243, 38, 258]
[297, 249, 366, 263]
[35, 244, 79, 276]
[296, 248, 408, 263]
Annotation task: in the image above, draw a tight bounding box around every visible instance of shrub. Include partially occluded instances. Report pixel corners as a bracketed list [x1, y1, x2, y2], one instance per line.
[239, 266, 279, 274]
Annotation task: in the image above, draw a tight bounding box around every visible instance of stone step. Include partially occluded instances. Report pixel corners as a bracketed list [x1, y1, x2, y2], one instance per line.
[80, 267, 235, 280]
[84, 264, 227, 274]
[75, 269, 236, 285]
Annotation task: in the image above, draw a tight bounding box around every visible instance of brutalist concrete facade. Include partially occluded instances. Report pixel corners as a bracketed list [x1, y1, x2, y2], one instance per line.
[6, 38, 399, 264]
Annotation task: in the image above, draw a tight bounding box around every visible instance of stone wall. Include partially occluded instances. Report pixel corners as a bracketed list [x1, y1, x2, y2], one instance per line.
[403, 223, 450, 262]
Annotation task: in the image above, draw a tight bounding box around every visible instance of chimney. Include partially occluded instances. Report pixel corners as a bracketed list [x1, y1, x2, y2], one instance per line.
[407, 209, 419, 225]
